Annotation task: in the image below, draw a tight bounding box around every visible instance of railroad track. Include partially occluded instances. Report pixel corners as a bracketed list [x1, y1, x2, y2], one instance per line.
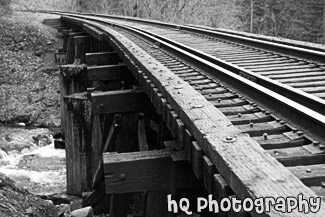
[44, 10, 325, 116]
[40, 11, 325, 216]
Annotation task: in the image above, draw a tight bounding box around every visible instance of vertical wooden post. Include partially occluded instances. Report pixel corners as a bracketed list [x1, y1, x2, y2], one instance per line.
[64, 93, 92, 195]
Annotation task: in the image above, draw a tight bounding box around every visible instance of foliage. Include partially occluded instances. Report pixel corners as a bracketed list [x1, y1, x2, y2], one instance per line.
[0, 0, 11, 16]
[239, 0, 324, 43]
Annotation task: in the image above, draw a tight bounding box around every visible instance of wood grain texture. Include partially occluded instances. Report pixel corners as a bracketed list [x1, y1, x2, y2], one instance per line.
[87, 64, 126, 81]
[91, 89, 149, 114]
[62, 17, 325, 216]
[103, 150, 194, 193]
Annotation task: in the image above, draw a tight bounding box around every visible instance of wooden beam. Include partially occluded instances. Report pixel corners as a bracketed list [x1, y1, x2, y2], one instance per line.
[138, 113, 149, 151]
[87, 64, 127, 81]
[103, 149, 194, 193]
[43, 18, 61, 25]
[74, 35, 90, 45]
[94, 27, 325, 216]
[91, 89, 149, 114]
[83, 182, 106, 207]
[92, 114, 121, 189]
[66, 17, 325, 216]
[86, 52, 121, 66]
[83, 24, 105, 41]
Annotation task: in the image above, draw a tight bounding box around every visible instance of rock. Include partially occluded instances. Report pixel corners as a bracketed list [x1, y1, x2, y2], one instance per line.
[35, 50, 42, 56]
[70, 206, 93, 217]
[0, 172, 57, 217]
[0, 149, 8, 159]
[0, 127, 52, 153]
[56, 203, 70, 216]
[18, 122, 26, 127]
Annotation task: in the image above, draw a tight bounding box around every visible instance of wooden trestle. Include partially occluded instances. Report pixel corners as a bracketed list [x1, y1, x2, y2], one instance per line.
[45, 16, 325, 217]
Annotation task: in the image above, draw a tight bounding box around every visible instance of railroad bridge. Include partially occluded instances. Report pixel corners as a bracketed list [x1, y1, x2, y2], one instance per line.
[42, 11, 325, 217]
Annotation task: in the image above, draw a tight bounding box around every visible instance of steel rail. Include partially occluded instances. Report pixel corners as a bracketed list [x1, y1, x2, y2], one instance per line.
[37, 10, 325, 118]
[58, 16, 325, 217]
[56, 13, 325, 144]
[37, 10, 325, 63]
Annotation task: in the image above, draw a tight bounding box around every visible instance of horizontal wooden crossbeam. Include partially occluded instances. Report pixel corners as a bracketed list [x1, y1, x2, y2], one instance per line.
[83, 24, 104, 41]
[74, 35, 90, 45]
[87, 64, 126, 81]
[86, 52, 121, 66]
[91, 89, 149, 114]
[103, 149, 194, 193]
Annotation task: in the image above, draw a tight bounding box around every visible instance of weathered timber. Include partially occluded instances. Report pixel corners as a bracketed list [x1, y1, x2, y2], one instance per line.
[59, 64, 89, 140]
[91, 89, 149, 114]
[191, 141, 203, 180]
[103, 149, 194, 193]
[61, 30, 70, 52]
[184, 129, 193, 162]
[109, 193, 145, 217]
[66, 32, 86, 64]
[74, 35, 90, 45]
[203, 155, 216, 194]
[62, 17, 325, 216]
[82, 182, 106, 207]
[64, 93, 106, 195]
[83, 24, 105, 41]
[86, 52, 121, 66]
[87, 64, 127, 81]
[55, 51, 66, 64]
[92, 114, 121, 189]
[109, 111, 144, 217]
[43, 18, 61, 25]
[138, 113, 149, 151]
[288, 164, 325, 186]
[213, 174, 234, 217]
[145, 191, 171, 217]
[164, 140, 187, 162]
[57, 26, 70, 33]
[90, 22, 325, 216]
[64, 93, 91, 195]
[74, 36, 90, 63]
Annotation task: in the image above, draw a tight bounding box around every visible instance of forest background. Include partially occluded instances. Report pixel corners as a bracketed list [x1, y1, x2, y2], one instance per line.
[1, 0, 325, 43]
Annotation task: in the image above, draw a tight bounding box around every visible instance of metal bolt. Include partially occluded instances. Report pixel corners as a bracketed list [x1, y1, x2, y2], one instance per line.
[313, 141, 320, 146]
[238, 113, 242, 118]
[249, 121, 253, 127]
[276, 119, 281, 122]
[320, 144, 325, 150]
[193, 104, 204, 108]
[297, 131, 304, 136]
[209, 93, 212, 97]
[280, 120, 285, 125]
[306, 169, 311, 173]
[321, 182, 325, 188]
[263, 133, 268, 140]
[292, 128, 298, 133]
[226, 136, 233, 141]
[218, 99, 221, 103]
[120, 174, 126, 181]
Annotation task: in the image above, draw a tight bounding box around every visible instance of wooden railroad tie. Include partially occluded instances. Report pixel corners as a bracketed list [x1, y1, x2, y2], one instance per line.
[54, 15, 325, 217]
